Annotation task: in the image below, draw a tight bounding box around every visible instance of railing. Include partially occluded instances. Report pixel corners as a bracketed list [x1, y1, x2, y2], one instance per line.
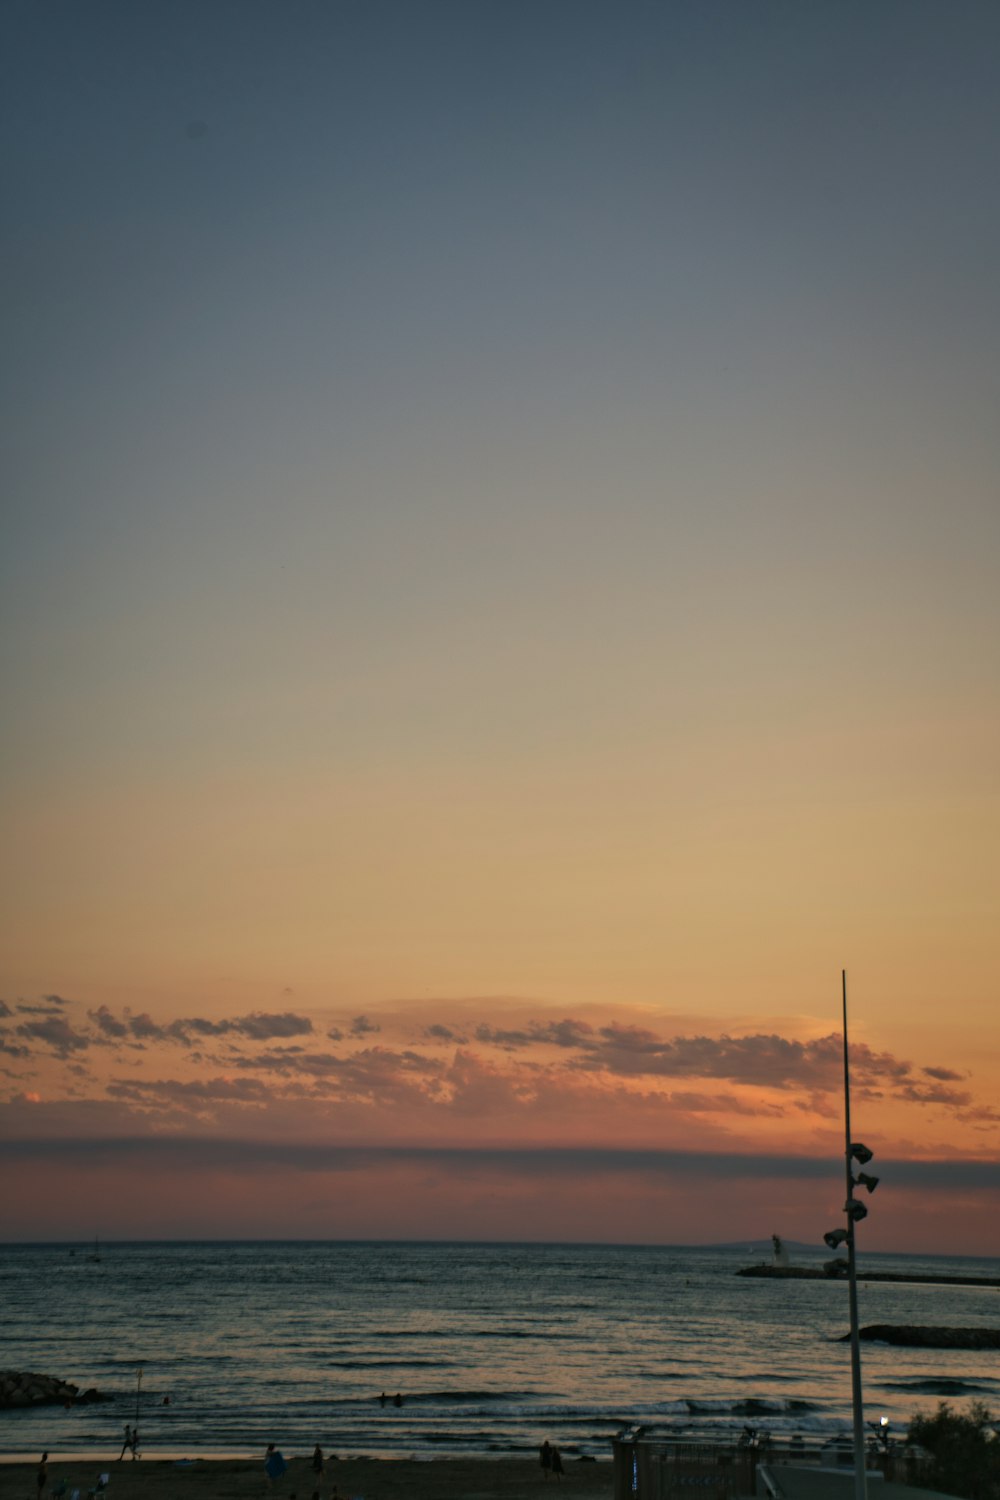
[613, 1436, 757, 1500]
[612, 1431, 924, 1499]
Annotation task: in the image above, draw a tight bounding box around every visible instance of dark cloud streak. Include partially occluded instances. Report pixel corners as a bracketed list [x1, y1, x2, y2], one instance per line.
[474, 1020, 914, 1095]
[1, 1136, 997, 1192]
[15, 1017, 91, 1057]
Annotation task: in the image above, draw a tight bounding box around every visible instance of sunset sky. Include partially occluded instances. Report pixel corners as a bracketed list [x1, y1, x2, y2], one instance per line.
[2, 1, 998, 1252]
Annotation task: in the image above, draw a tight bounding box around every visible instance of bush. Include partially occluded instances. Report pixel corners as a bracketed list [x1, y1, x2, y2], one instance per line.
[906, 1401, 1000, 1500]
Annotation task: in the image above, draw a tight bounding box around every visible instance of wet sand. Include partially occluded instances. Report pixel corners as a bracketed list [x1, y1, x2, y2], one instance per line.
[0, 1456, 612, 1500]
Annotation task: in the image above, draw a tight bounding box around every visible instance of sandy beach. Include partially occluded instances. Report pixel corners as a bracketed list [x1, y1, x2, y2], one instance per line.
[0, 1457, 612, 1500]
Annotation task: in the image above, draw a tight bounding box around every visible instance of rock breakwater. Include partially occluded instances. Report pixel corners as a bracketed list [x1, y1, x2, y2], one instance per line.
[0, 1372, 106, 1409]
[843, 1326, 1000, 1349]
[737, 1265, 1000, 1286]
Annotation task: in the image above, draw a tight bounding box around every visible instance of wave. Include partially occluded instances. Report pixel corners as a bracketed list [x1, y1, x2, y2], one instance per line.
[366, 1331, 451, 1340]
[379, 1390, 544, 1405]
[359, 1328, 586, 1342]
[326, 1360, 458, 1370]
[685, 1399, 821, 1416]
[471, 1330, 583, 1340]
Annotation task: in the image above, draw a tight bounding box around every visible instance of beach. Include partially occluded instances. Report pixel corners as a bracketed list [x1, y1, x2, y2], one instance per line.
[0, 1457, 612, 1500]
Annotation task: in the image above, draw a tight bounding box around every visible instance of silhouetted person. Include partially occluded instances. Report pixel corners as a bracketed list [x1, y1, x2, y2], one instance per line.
[37, 1453, 48, 1500]
[540, 1441, 552, 1479]
[117, 1427, 133, 1462]
[312, 1446, 324, 1477]
[393, 1392, 402, 1407]
[551, 1447, 564, 1480]
[379, 1392, 387, 1407]
[264, 1444, 287, 1488]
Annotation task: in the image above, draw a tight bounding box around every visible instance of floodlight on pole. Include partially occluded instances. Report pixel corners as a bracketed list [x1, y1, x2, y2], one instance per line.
[830, 972, 870, 1500]
[868, 1417, 891, 1454]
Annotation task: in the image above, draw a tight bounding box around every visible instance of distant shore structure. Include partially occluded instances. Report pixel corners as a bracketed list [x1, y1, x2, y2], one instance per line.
[737, 1263, 1000, 1285]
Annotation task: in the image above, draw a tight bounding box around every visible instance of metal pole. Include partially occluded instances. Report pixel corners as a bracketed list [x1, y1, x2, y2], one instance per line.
[843, 971, 867, 1500]
[135, 1366, 142, 1428]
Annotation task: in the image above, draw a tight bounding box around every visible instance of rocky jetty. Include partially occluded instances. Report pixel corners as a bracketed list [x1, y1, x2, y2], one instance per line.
[737, 1265, 1000, 1286]
[0, 1371, 106, 1409]
[844, 1326, 1000, 1349]
[737, 1264, 841, 1279]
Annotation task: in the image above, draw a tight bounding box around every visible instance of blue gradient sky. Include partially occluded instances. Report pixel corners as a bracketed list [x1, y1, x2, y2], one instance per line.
[2, 1, 999, 1245]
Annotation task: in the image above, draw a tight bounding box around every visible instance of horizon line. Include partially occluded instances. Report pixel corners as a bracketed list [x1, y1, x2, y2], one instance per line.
[2, 1235, 997, 1260]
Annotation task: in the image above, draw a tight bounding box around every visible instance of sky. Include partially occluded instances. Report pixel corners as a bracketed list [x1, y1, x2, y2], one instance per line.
[2, 0, 998, 1252]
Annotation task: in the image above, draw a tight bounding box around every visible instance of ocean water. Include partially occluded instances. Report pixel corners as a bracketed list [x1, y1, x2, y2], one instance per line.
[1, 1241, 998, 1460]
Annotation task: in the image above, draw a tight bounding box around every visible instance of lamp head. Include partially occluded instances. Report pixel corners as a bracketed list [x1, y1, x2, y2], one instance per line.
[823, 1227, 850, 1250]
[855, 1171, 879, 1193]
[850, 1142, 874, 1164]
[845, 1196, 868, 1222]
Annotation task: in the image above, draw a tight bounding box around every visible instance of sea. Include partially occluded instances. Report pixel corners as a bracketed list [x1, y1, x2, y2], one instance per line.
[1, 1241, 998, 1461]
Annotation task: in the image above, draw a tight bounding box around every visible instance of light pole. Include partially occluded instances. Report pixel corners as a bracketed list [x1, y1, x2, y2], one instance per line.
[823, 971, 879, 1500]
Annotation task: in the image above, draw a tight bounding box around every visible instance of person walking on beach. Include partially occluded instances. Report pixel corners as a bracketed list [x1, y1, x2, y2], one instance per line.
[264, 1444, 287, 1489]
[117, 1427, 133, 1462]
[37, 1452, 48, 1500]
[539, 1441, 552, 1479]
[551, 1446, 564, 1481]
[312, 1445, 324, 1477]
